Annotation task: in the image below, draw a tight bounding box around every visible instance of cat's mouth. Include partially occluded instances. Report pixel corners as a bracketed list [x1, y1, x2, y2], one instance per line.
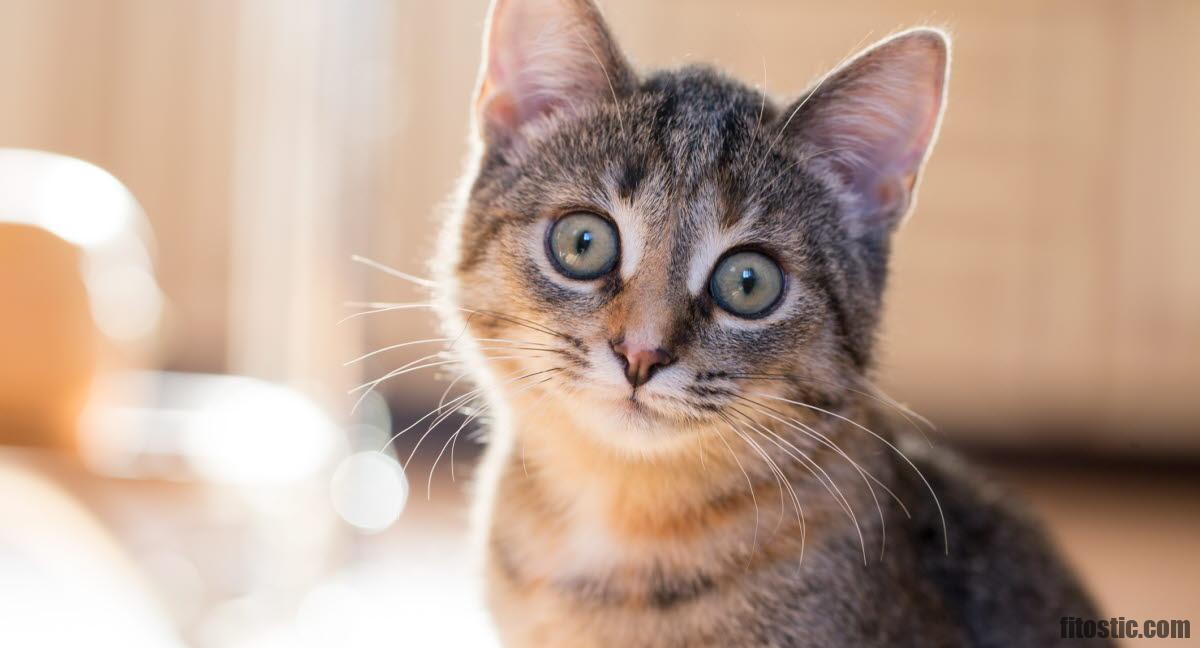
[621, 392, 657, 416]
[566, 379, 677, 424]
[604, 386, 707, 427]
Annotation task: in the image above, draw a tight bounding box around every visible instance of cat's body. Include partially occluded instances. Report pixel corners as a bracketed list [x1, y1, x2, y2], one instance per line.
[479, 412, 1093, 647]
[434, 1, 1105, 645]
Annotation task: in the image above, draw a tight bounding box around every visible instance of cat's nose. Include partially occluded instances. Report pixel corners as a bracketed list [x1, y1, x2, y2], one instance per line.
[610, 340, 673, 388]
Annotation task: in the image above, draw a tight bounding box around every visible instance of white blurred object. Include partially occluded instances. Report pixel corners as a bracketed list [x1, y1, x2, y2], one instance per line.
[0, 459, 186, 648]
[80, 371, 340, 484]
[0, 149, 135, 247]
[0, 148, 162, 345]
[330, 451, 408, 532]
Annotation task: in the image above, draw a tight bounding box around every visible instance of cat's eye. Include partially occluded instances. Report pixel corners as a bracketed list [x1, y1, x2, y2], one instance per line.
[547, 211, 619, 280]
[709, 251, 784, 318]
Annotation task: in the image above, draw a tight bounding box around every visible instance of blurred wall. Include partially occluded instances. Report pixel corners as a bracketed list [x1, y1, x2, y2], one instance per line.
[0, 0, 236, 372]
[372, 0, 1200, 453]
[3, 0, 1198, 453]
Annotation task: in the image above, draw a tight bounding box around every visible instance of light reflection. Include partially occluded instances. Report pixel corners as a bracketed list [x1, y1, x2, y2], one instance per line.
[81, 371, 340, 485]
[0, 149, 163, 344]
[85, 262, 164, 342]
[0, 149, 135, 248]
[330, 451, 408, 532]
[294, 583, 392, 648]
[182, 375, 337, 484]
[0, 463, 187, 647]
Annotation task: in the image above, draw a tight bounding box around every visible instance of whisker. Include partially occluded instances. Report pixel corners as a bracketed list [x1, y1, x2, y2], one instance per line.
[752, 56, 768, 139]
[428, 372, 562, 496]
[731, 401, 880, 562]
[434, 366, 480, 426]
[377, 386, 485, 455]
[737, 394, 910, 519]
[721, 415, 788, 535]
[341, 301, 575, 343]
[351, 353, 500, 400]
[377, 365, 560, 458]
[754, 392, 948, 554]
[720, 416, 807, 570]
[729, 372, 935, 442]
[729, 408, 849, 515]
[350, 351, 548, 415]
[424, 363, 564, 444]
[728, 407, 866, 564]
[710, 425, 760, 570]
[350, 348, 548, 394]
[571, 26, 625, 139]
[422, 398, 496, 496]
[345, 336, 558, 366]
[455, 373, 565, 482]
[731, 394, 893, 543]
[351, 254, 437, 288]
[339, 302, 428, 324]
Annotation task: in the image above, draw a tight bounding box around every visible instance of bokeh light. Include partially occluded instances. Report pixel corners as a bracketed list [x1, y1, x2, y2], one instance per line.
[330, 451, 409, 532]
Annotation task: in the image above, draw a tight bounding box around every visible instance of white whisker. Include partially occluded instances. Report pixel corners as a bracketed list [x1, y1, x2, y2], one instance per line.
[755, 392, 948, 554]
[722, 417, 807, 570]
[351, 254, 437, 288]
[345, 337, 557, 366]
[711, 425, 761, 570]
[731, 404, 872, 563]
[427, 372, 562, 496]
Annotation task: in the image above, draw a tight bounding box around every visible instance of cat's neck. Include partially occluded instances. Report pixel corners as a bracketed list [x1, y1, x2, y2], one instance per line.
[473, 387, 895, 619]
[488, 388, 889, 544]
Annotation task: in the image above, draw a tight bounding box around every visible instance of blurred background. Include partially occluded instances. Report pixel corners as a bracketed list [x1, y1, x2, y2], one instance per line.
[0, 1, 1196, 646]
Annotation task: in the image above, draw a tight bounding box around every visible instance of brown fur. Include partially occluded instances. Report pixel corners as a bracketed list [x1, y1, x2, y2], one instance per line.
[432, 1, 1105, 645]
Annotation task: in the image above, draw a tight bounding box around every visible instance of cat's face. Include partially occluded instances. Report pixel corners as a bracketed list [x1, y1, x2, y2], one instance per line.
[440, 0, 947, 452]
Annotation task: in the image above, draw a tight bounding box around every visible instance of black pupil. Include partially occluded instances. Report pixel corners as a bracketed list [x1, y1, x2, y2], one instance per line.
[739, 267, 757, 295]
[576, 230, 593, 255]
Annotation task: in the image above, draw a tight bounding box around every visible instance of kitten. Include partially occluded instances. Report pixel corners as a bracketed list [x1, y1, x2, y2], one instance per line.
[433, 0, 1106, 646]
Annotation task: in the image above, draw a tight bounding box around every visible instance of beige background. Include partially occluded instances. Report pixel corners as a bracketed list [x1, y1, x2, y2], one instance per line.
[2, 0, 1198, 452]
[1, 3, 1198, 647]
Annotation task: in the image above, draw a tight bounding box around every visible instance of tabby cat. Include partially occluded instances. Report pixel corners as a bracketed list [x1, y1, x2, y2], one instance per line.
[431, 0, 1105, 645]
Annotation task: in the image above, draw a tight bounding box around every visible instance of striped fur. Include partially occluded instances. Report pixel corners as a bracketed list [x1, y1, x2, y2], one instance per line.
[432, 1, 1105, 646]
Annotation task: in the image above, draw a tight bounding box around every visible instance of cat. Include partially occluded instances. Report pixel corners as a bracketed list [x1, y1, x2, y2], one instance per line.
[431, 0, 1106, 645]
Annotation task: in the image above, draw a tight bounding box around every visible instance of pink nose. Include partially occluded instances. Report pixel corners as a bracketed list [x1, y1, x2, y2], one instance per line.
[611, 340, 673, 388]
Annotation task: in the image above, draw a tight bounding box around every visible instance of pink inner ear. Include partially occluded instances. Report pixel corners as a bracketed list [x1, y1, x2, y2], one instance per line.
[474, 0, 630, 143]
[476, 79, 517, 133]
[798, 31, 948, 230]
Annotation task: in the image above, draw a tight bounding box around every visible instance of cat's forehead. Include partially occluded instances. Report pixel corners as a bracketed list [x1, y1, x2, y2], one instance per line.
[602, 167, 798, 294]
[499, 68, 830, 283]
[520, 69, 770, 192]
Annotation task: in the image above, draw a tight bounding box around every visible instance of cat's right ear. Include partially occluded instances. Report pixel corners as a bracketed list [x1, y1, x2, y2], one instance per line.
[473, 0, 635, 147]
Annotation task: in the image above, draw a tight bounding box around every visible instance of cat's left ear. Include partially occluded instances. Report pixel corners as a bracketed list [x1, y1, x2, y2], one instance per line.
[473, 0, 635, 147]
[780, 29, 950, 237]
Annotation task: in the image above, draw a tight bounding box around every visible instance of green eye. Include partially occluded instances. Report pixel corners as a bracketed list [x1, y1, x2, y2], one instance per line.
[709, 251, 784, 318]
[547, 212, 619, 280]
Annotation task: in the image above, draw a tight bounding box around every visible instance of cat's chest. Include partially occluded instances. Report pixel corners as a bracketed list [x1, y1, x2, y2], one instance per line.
[487, 481, 675, 589]
[482, 496, 740, 648]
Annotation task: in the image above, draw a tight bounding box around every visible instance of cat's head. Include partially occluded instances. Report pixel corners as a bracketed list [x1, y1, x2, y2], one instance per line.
[438, 0, 948, 453]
